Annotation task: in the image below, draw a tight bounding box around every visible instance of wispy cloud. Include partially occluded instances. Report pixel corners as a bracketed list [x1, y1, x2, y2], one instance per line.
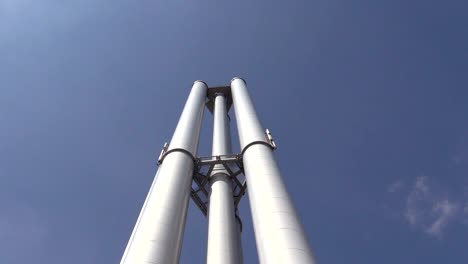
[387, 180, 404, 193]
[404, 177, 430, 226]
[425, 199, 459, 237]
[394, 176, 463, 238]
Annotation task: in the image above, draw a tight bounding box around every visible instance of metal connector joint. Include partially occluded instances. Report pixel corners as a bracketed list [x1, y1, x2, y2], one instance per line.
[265, 129, 277, 149]
[157, 142, 169, 165]
[157, 143, 196, 166]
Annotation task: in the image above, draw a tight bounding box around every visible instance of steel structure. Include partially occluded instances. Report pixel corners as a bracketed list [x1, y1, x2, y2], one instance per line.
[121, 78, 316, 264]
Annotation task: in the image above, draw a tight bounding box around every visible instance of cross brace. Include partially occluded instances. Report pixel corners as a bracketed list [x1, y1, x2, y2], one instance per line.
[190, 154, 247, 217]
[155, 129, 277, 232]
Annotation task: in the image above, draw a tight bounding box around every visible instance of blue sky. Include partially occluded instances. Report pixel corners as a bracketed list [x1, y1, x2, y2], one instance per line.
[1, 0, 468, 263]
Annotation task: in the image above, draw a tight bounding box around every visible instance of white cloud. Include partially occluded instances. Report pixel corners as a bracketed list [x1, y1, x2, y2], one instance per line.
[404, 176, 429, 226]
[401, 176, 461, 237]
[388, 180, 404, 193]
[425, 199, 459, 237]
[414, 177, 429, 194]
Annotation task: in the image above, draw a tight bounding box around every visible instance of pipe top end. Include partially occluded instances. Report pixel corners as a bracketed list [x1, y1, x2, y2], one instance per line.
[230, 77, 247, 84]
[193, 80, 208, 87]
[205, 86, 233, 114]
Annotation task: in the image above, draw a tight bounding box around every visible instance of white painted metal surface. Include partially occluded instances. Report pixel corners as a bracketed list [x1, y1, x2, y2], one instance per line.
[206, 94, 243, 264]
[121, 81, 207, 264]
[231, 78, 316, 264]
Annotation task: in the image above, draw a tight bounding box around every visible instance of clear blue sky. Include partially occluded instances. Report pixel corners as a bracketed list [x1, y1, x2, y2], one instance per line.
[1, 0, 468, 263]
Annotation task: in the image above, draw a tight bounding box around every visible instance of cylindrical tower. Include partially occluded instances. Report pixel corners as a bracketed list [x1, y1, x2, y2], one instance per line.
[230, 78, 316, 264]
[121, 78, 316, 264]
[206, 93, 243, 264]
[121, 81, 207, 264]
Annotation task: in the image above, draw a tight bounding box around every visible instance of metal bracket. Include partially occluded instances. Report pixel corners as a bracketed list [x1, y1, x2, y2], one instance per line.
[157, 142, 169, 165]
[239, 129, 277, 158]
[189, 154, 247, 223]
[157, 141, 247, 226]
[157, 143, 197, 166]
[158, 144, 250, 230]
[206, 86, 233, 114]
[265, 129, 277, 149]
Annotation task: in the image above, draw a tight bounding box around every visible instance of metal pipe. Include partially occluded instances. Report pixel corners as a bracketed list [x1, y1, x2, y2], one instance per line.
[230, 78, 316, 264]
[206, 94, 243, 264]
[121, 81, 207, 264]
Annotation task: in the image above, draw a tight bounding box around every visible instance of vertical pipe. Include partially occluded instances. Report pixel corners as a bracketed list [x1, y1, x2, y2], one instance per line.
[230, 78, 316, 264]
[121, 81, 207, 264]
[206, 94, 243, 264]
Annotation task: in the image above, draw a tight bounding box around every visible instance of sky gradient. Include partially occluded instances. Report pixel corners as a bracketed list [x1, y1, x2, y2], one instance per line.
[1, 0, 468, 263]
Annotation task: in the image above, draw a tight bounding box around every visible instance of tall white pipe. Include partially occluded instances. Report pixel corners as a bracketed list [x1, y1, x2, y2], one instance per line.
[121, 81, 207, 264]
[230, 78, 316, 264]
[206, 94, 243, 264]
